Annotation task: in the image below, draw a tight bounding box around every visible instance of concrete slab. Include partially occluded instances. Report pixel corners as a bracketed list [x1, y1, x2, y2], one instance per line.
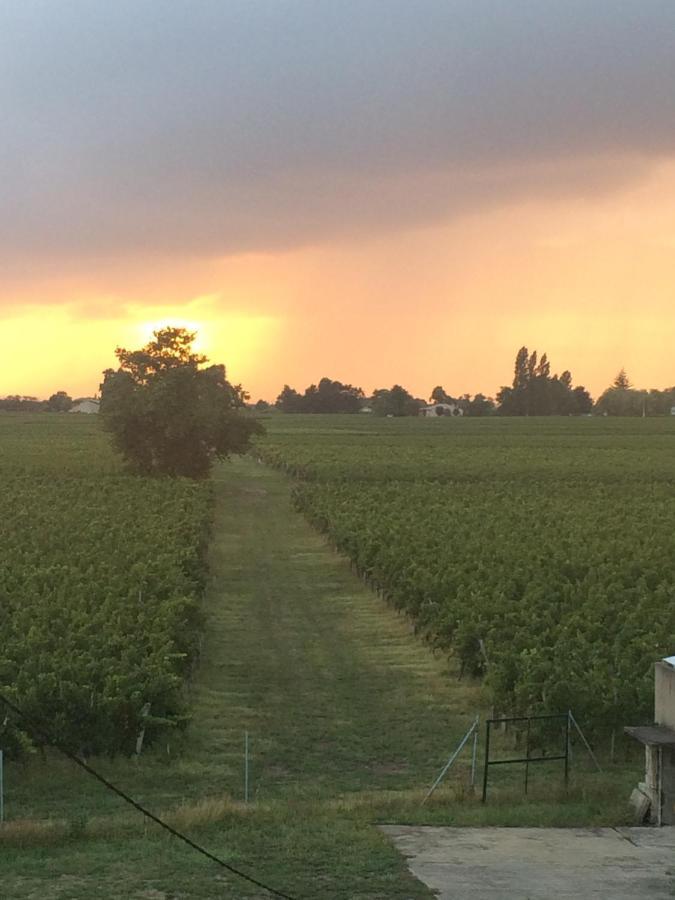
[380, 825, 675, 899]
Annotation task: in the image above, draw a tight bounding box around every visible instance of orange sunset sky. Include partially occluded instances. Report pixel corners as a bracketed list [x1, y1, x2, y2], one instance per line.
[2, 2, 674, 402]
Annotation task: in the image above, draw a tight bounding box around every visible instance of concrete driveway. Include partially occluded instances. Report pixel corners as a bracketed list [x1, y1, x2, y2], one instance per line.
[380, 825, 675, 899]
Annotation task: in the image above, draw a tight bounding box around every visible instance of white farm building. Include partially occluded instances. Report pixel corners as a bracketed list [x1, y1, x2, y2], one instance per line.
[69, 398, 100, 414]
[420, 402, 463, 418]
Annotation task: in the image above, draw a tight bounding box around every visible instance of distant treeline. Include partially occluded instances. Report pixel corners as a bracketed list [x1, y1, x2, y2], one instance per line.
[5, 348, 675, 417]
[268, 379, 494, 417]
[260, 348, 675, 416]
[0, 391, 74, 412]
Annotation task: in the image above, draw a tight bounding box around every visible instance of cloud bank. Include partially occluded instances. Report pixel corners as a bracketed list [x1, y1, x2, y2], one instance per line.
[2, 0, 675, 265]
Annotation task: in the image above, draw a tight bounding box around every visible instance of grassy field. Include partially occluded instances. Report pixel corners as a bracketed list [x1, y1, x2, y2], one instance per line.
[1, 415, 646, 898]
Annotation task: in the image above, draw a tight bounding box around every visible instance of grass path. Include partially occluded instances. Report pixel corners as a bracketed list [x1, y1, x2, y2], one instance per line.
[189, 456, 480, 801]
[1, 458, 479, 899]
[1, 457, 636, 899]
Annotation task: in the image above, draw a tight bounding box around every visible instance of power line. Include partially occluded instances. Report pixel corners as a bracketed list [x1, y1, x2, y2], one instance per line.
[0, 692, 299, 900]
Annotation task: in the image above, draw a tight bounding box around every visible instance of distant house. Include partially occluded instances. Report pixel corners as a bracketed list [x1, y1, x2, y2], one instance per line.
[69, 399, 100, 414]
[420, 402, 463, 418]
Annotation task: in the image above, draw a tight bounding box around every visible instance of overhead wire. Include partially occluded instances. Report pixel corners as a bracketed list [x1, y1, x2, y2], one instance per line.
[0, 691, 299, 900]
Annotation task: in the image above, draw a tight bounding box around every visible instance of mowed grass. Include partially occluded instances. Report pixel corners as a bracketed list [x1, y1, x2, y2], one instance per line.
[1, 445, 641, 898]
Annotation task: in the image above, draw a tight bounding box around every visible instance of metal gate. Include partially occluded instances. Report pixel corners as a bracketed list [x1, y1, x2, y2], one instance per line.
[481, 713, 570, 802]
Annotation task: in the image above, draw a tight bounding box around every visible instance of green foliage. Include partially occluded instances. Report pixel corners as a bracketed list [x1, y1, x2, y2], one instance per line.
[497, 346, 593, 415]
[275, 377, 364, 413]
[0, 415, 211, 756]
[260, 415, 675, 736]
[430, 385, 451, 404]
[429, 388, 496, 416]
[47, 391, 73, 412]
[594, 386, 645, 416]
[465, 392, 496, 416]
[613, 368, 632, 390]
[594, 374, 675, 416]
[371, 384, 421, 417]
[100, 327, 262, 478]
[275, 384, 304, 412]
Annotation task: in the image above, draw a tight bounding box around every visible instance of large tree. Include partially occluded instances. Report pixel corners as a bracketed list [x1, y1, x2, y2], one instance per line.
[275, 384, 304, 412]
[47, 390, 73, 412]
[429, 385, 454, 404]
[466, 393, 495, 416]
[612, 368, 632, 390]
[275, 378, 364, 413]
[497, 346, 593, 416]
[371, 384, 421, 417]
[303, 377, 364, 413]
[100, 327, 262, 478]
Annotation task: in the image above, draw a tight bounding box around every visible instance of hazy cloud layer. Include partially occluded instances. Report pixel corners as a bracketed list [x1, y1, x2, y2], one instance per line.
[2, 0, 675, 263]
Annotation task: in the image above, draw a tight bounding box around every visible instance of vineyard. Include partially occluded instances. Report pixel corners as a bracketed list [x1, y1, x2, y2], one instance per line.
[260, 415, 675, 738]
[0, 414, 211, 756]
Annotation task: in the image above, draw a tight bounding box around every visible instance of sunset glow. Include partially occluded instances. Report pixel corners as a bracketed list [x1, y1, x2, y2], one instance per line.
[2, 2, 675, 402]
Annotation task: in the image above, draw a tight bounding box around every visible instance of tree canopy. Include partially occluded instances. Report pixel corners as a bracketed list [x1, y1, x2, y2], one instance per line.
[47, 391, 73, 412]
[496, 347, 593, 415]
[371, 384, 422, 417]
[0, 392, 73, 412]
[275, 377, 364, 413]
[612, 368, 632, 390]
[427, 386, 495, 416]
[592, 371, 675, 416]
[100, 327, 262, 478]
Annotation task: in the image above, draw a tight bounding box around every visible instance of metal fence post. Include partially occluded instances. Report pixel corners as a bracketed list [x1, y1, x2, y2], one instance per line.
[524, 717, 531, 795]
[482, 720, 491, 803]
[568, 710, 602, 773]
[422, 717, 479, 804]
[470, 720, 479, 787]
[564, 714, 570, 786]
[244, 731, 249, 804]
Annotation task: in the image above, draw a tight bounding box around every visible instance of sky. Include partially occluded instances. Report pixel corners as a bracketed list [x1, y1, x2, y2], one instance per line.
[2, 0, 675, 401]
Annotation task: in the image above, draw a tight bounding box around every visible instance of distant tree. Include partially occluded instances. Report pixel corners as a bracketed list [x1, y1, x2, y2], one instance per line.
[303, 377, 363, 413]
[254, 399, 271, 412]
[571, 385, 593, 415]
[513, 346, 529, 390]
[497, 347, 594, 416]
[371, 385, 421, 417]
[594, 368, 650, 415]
[275, 385, 304, 412]
[646, 388, 675, 416]
[613, 368, 632, 390]
[596, 381, 675, 416]
[430, 385, 453, 404]
[466, 393, 495, 416]
[276, 378, 363, 413]
[0, 395, 46, 412]
[100, 327, 262, 478]
[526, 349, 538, 383]
[536, 353, 550, 379]
[495, 384, 514, 413]
[499, 346, 531, 415]
[47, 391, 73, 412]
[595, 386, 644, 416]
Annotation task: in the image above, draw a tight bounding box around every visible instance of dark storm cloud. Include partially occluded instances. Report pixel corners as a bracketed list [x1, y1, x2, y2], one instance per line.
[1, 0, 675, 262]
